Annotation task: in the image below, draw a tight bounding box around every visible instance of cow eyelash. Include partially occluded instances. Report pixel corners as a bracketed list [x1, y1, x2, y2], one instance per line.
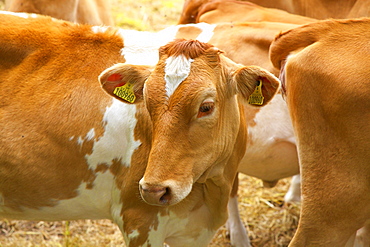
[197, 102, 215, 118]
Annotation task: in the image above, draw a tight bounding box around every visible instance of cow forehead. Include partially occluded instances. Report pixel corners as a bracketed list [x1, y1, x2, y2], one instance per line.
[164, 55, 194, 98]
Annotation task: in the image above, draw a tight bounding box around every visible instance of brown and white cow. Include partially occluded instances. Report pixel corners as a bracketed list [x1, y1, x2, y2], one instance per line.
[0, 12, 280, 246]
[178, 0, 369, 24]
[270, 18, 370, 247]
[5, 0, 113, 25]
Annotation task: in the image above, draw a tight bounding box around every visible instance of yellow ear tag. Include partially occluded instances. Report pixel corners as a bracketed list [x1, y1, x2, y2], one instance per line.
[113, 82, 136, 103]
[248, 80, 264, 105]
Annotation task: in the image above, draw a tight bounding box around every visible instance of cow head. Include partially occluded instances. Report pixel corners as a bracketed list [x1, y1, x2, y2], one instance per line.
[99, 39, 280, 206]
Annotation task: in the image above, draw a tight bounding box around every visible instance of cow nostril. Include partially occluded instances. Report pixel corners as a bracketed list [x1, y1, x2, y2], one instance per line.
[139, 184, 171, 206]
[159, 187, 171, 204]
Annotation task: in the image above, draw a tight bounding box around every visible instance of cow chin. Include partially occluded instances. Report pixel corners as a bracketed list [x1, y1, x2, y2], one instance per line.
[139, 178, 193, 206]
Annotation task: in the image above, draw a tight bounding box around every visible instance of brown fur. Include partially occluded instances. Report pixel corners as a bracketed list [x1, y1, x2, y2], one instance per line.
[5, 0, 113, 25]
[270, 18, 370, 246]
[178, 0, 364, 24]
[160, 39, 215, 59]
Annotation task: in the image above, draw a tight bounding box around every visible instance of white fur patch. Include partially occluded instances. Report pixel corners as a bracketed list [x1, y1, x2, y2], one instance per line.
[194, 23, 216, 43]
[0, 11, 38, 19]
[0, 171, 114, 221]
[75, 128, 95, 146]
[85, 100, 140, 170]
[164, 55, 194, 98]
[92, 23, 216, 66]
[118, 29, 177, 66]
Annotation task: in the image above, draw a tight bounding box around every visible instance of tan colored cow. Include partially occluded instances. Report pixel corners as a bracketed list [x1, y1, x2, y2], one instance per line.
[174, 21, 302, 247]
[0, 12, 280, 246]
[178, 0, 368, 24]
[270, 18, 370, 247]
[187, 0, 315, 24]
[5, 0, 113, 25]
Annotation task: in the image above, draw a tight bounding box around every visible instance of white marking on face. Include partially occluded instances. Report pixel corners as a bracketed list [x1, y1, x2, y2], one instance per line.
[85, 99, 140, 170]
[164, 55, 194, 98]
[69, 136, 74, 141]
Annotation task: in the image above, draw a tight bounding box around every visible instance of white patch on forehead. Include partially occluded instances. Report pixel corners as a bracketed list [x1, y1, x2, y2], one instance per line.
[164, 55, 194, 98]
[85, 99, 140, 170]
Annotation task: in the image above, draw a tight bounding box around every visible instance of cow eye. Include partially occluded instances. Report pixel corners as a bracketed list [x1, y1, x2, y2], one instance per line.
[197, 101, 215, 118]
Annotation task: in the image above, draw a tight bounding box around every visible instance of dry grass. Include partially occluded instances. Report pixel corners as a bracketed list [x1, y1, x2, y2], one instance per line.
[0, 0, 300, 246]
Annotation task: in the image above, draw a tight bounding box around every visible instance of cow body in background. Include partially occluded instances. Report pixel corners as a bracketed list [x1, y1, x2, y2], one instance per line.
[186, 0, 315, 24]
[178, 0, 369, 24]
[270, 18, 370, 247]
[5, 0, 113, 25]
[0, 12, 280, 247]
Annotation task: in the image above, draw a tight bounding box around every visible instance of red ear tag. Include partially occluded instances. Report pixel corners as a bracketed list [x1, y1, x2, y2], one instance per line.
[107, 73, 122, 82]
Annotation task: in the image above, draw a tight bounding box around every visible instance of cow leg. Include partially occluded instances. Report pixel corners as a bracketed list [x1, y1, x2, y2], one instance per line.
[226, 173, 251, 247]
[284, 174, 301, 204]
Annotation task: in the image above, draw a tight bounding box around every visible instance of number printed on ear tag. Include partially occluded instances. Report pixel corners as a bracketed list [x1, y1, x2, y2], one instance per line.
[248, 80, 264, 105]
[113, 82, 136, 103]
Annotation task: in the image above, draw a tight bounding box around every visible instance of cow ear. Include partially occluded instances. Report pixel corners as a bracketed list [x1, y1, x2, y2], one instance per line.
[99, 63, 153, 104]
[233, 66, 280, 106]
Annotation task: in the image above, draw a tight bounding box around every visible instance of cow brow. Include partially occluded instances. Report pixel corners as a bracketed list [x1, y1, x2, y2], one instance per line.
[164, 55, 194, 98]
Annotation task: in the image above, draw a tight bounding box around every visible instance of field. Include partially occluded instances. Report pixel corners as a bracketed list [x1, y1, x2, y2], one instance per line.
[0, 0, 300, 246]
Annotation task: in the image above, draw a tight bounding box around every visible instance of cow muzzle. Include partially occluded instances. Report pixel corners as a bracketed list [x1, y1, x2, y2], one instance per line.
[139, 178, 192, 206]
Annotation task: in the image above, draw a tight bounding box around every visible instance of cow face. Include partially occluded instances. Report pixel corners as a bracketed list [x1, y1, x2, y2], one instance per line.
[99, 39, 280, 206]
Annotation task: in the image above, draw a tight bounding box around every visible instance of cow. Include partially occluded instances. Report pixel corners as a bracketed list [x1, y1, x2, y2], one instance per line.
[270, 18, 370, 247]
[185, 0, 315, 24]
[0, 12, 281, 246]
[178, 0, 368, 24]
[175, 14, 312, 246]
[4, 0, 113, 25]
